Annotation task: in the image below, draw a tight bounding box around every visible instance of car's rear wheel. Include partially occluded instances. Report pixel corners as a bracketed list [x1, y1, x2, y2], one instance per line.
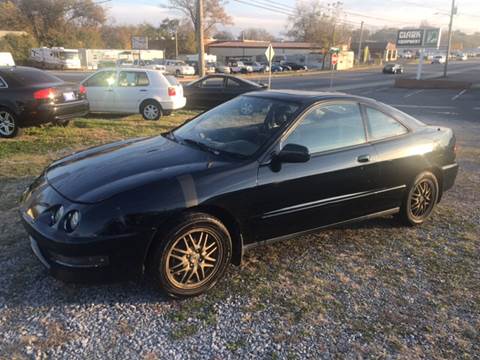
[150, 213, 232, 298]
[399, 171, 438, 226]
[141, 100, 162, 120]
[0, 108, 19, 138]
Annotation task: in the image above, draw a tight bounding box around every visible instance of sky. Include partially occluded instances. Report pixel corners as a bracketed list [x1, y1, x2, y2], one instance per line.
[108, 0, 480, 36]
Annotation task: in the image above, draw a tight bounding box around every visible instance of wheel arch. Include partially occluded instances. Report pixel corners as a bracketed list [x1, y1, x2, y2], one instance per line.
[139, 98, 163, 113]
[143, 205, 244, 273]
[428, 166, 444, 202]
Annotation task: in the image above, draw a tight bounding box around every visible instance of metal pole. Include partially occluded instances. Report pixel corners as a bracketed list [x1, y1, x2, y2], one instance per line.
[357, 21, 364, 65]
[197, 0, 205, 77]
[175, 29, 178, 59]
[416, 48, 424, 80]
[268, 60, 272, 89]
[443, 0, 455, 78]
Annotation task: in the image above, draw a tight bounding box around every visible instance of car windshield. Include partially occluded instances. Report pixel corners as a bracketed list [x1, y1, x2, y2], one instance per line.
[172, 95, 300, 157]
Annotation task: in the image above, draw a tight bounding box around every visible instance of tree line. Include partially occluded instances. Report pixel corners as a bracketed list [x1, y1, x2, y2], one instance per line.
[1, 0, 479, 63]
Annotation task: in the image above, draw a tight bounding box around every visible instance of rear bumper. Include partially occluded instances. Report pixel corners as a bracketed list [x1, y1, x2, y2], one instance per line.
[21, 100, 89, 126]
[162, 97, 186, 110]
[441, 163, 459, 192]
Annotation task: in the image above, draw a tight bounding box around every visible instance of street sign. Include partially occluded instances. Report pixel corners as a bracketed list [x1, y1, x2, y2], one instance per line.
[265, 44, 275, 63]
[131, 36, 149, 50]
[396, 28, 441, 48]
[331, 53, 338, 66]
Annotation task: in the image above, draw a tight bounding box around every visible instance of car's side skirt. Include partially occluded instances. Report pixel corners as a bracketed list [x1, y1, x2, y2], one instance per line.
[244, 207, 400, 251]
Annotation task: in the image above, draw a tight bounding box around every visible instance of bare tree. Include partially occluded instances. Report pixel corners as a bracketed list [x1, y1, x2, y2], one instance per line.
[168, 0, 233, 36]
[239, 28, 276, 41]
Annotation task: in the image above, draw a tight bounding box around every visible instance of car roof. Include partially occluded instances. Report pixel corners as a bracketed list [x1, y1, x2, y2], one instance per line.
[245, 89, 372, 104]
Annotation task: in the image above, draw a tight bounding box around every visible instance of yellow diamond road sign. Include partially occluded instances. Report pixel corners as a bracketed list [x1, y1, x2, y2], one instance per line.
[265, 44, 275, 63]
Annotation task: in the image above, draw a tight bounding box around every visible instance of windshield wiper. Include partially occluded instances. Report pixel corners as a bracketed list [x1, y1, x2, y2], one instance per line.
[181, 138, 220, 155]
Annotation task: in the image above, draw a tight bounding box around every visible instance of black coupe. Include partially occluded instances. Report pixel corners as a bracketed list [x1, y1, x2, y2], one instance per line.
[21, 90, 458, 297]
[183, 74, 266, 110]
[0, 66, 89, 138]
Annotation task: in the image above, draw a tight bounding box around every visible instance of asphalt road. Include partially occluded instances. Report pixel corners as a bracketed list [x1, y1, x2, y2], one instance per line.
[49, 59, 480, 92]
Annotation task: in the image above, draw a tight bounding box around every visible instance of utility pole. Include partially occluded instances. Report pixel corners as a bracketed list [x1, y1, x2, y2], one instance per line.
[197, 0, 205, 77]
[357, 21, 364, 65]
[443, 0, 456, 78]
[174, 28, 178, 59]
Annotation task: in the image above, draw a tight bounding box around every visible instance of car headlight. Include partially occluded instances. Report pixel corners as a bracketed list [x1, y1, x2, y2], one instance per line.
[51, 205, 64, 225]
[64, 210, 81, 232]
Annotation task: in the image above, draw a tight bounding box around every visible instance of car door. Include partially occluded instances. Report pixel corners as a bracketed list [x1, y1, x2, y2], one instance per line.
[115, 70, 150, 113]
[253, 101, 381, 241]
[191, 76, 226, 109]
[82, 70, 117, 112]
[361, 104, 413, 211]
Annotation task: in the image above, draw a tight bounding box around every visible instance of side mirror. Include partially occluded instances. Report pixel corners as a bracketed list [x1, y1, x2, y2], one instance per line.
[277, 144, 310, 163]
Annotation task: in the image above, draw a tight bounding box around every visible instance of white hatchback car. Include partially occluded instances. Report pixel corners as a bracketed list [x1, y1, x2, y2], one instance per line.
[81, 68, 186, 120]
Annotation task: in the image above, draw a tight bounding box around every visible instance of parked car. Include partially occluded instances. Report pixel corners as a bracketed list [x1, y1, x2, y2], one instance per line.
[271, 64, 284, 72]
[282, 62, 308, 71]
[186, 61, 216, 75]
[382, 63, 404, 74]
[228, 61, 253, 74]
[455, 53, 468, 61]
[244, 61, 268, 72]
[133, 59, 166, 72]
[278, 63, 292, 71]
[183, 74, 266, 109]
[81, 68, 185, 120]
[164, 60, 195, 76]
[432, 55, 446, 64]
[0, 66, 88, 138]
[0, 52, 15, 67]
[21, 90, 458, 297]
[214, 63, 231, 74]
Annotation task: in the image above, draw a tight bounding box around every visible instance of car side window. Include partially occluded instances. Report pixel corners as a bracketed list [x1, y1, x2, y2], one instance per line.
[365, 107, 408, 141]
[0, 77, 6, 88]
[226, 78, 241, 88]
[118, 71, 149, 87]
[201, 77, 225, 88]
[84, 71, 116, 87]
[284, 102, 366, 154]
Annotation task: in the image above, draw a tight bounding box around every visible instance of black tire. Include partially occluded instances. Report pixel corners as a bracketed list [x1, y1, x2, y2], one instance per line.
[398, 171, 439, 226]
[149, 212, 232, 298]
[140, 100, 162, 121]
[175, 69, 181, 76]
[0, 108, 19, 138]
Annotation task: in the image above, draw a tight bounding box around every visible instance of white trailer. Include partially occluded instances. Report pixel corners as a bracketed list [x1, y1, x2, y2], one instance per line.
[30, 47, 81, 70]
[0, 52, 15, 66]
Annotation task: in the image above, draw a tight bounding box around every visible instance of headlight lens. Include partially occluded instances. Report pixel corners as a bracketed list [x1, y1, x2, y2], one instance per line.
[52, 206, 64, 224]
[64, 210, 81, 232]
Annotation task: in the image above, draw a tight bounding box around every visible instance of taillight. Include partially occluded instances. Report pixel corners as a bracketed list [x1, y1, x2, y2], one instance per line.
[168, 87, 176, 97]
[79, 85, 86, 94]
[34, 88, 56, 100]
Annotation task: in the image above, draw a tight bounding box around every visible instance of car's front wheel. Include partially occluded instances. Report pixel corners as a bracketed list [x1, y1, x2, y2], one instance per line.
[150, 213, 232, 298]
[399, 171, 439, 226]
[0, 108, 19, 138]
[141, 100, 162, 120]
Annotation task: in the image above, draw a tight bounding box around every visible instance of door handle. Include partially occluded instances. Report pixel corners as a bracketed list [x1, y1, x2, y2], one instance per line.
[357, 154, 370, 163]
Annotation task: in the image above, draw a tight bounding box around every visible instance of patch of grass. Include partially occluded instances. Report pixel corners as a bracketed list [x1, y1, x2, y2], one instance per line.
[0, 111, 199, 178]
[226, 338, 246, 352]
[169, 323, 199, 341]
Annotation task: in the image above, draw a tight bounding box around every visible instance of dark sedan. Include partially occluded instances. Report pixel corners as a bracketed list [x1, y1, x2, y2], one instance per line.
[383, 63, 404, 74]
[283, 62, 308, 71]
[0, 66, 89, 138]
[183, 74, 266, 109]
[21, 90, 458, 297]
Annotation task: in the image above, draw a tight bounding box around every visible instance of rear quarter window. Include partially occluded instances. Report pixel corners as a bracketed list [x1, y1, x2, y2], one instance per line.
[0, 76, 7, 88]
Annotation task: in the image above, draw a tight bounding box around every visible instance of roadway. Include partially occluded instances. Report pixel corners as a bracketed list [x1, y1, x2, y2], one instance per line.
[49, 59, 480, 93]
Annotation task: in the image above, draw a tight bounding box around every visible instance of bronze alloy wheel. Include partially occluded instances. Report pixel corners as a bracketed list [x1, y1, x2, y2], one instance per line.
[399, 171, 438, 226]
[410, 179, 435, 219]
[165, 229, 223, 290]
[151, 212, 232, 297]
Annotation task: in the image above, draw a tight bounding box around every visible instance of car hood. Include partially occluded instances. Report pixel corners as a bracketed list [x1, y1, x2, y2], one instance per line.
[46, 136, 224, 204]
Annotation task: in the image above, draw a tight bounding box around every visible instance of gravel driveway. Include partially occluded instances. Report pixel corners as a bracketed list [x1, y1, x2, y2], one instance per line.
[1, 119, 478, 359]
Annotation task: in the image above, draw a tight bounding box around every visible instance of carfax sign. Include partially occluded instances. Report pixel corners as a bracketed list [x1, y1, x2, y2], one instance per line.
[396, 28, 441, 48]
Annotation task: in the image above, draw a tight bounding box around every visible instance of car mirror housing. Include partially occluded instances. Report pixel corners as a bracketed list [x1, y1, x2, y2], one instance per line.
[277, 144, 310, 163]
